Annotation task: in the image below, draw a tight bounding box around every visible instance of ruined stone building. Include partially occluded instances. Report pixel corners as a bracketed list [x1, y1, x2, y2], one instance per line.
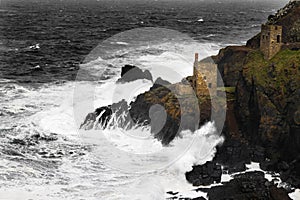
[260, 24, 283, 60]
[192, 53, 217, 97]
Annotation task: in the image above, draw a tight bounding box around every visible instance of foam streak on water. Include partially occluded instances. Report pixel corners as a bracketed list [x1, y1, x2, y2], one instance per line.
[0, 40, 223, 199]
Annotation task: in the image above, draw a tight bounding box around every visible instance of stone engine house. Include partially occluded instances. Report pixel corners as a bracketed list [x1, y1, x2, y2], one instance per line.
[192, 53, 217, 97]
[260, 24, 283, 60]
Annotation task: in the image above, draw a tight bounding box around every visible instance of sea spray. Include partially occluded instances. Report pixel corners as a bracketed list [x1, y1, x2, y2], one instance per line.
[0, 28, 225, 199]
[110, 122, 223, 200]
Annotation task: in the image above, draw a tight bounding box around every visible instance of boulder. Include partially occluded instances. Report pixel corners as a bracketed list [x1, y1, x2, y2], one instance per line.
[185, 161, 222, 186]
[117, 65, 153, 83]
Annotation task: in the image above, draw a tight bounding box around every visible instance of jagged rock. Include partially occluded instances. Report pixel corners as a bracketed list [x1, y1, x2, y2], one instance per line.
[207, 171, 291, 200]
[117, 65, 153, 83]
[80, 99, 132, 130]
[95, 105, 113, 128]
[151, 77, 171, 89]
[185, 161, 222, 186]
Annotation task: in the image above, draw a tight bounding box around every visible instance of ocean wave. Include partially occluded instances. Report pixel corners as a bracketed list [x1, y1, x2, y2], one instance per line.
[177, 18, 204, 23]
[110, 41, 129, 45]
[250, 8, 274, 13]
[206, 34, 216, 38]
[0, 38, 223, 199]
[177, 19, 193, 23]
[251, 24, 260, 28]
[0, 78, 17, 84]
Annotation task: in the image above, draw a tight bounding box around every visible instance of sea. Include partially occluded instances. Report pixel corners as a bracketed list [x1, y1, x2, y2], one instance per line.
[0, 0, 291, 199]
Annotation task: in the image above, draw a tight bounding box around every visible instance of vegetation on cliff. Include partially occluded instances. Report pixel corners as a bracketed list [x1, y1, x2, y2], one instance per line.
[243, 49, 300, 91]
[235, 48, 300, 163]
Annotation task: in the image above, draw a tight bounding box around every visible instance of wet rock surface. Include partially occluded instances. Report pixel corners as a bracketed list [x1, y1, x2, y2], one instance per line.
[186, 161, 222, 186]
[79, 2, 300, 198]
[206, 171, 291, 200]
[117, 65, 153, 83]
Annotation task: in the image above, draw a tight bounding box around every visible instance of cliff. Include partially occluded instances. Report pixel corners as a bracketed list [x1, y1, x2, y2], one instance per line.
[80, 0, 300, 194]
[211, 1, 300, 187]
[235, 49, 300, 163]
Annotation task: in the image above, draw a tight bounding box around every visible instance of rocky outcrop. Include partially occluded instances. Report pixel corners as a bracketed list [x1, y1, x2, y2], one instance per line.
[206, 171, 291, 200]
[234, 50, 300, 171]
[152, 77, 171, 89]
[185, 161, 222, 186]
[79, 1, 300, 195]
[208, 2, 300, 186]
[117, 65, 153, 83]
[213, 46, 252, 87]
[80, 99, 132, 130]
[128, 78, 211, 145]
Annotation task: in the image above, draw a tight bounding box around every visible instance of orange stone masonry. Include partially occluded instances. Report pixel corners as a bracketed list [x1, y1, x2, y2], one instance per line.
[192, 53, 217, 97]
[260, 24, 283, 60]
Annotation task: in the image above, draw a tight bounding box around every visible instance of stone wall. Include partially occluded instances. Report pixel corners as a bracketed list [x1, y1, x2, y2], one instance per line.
[193, 59, 217, 97]
[174, 83, 194, 96]
[260, 25, 282, 59]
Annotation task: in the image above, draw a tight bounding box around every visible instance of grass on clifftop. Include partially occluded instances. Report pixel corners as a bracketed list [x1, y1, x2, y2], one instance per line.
[243, 49, 300, 92]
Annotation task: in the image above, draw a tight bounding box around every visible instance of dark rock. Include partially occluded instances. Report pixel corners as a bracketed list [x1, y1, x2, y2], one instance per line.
[80, 99, 132, 130]
[278, 161, 289, 171]
[251, 146, 265, 162]
[213, 46, 251, 87]
[11, 138, 26, 145]
[232, 53, 300, 186]
[32, 133, 58, 142]
[152, 77, 171, 89]
[207, 171, 291, 200]
[166, 191, 179, 195]
[260, 159, 278, 171]
[80, 111, 98, 130]
[185, 161, 222, 186]
[117, 65, 153, 83]
[270, 185, 292, 200]
[228, 161, 246, 174]
[96, 105, 113, 128]
[80, 105, 113, 130]
[214, 137, 250, 174]
[280, 158, 300, 188]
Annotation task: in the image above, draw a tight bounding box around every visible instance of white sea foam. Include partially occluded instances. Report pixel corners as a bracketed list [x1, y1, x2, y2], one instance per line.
[110, 41, 130, 45]
[289, 189, 300, 200]
[135, 42, 220, 83]
[95, 122, 222, 200]
[0, 37, 224, 199]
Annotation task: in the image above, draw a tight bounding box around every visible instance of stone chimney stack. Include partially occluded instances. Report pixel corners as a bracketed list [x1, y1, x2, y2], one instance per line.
[194, 53, 199, 62]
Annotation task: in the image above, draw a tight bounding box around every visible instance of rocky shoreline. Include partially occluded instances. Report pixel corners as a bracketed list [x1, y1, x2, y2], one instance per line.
[80, 62, 299, 199]
[80, 1, 300, 199]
